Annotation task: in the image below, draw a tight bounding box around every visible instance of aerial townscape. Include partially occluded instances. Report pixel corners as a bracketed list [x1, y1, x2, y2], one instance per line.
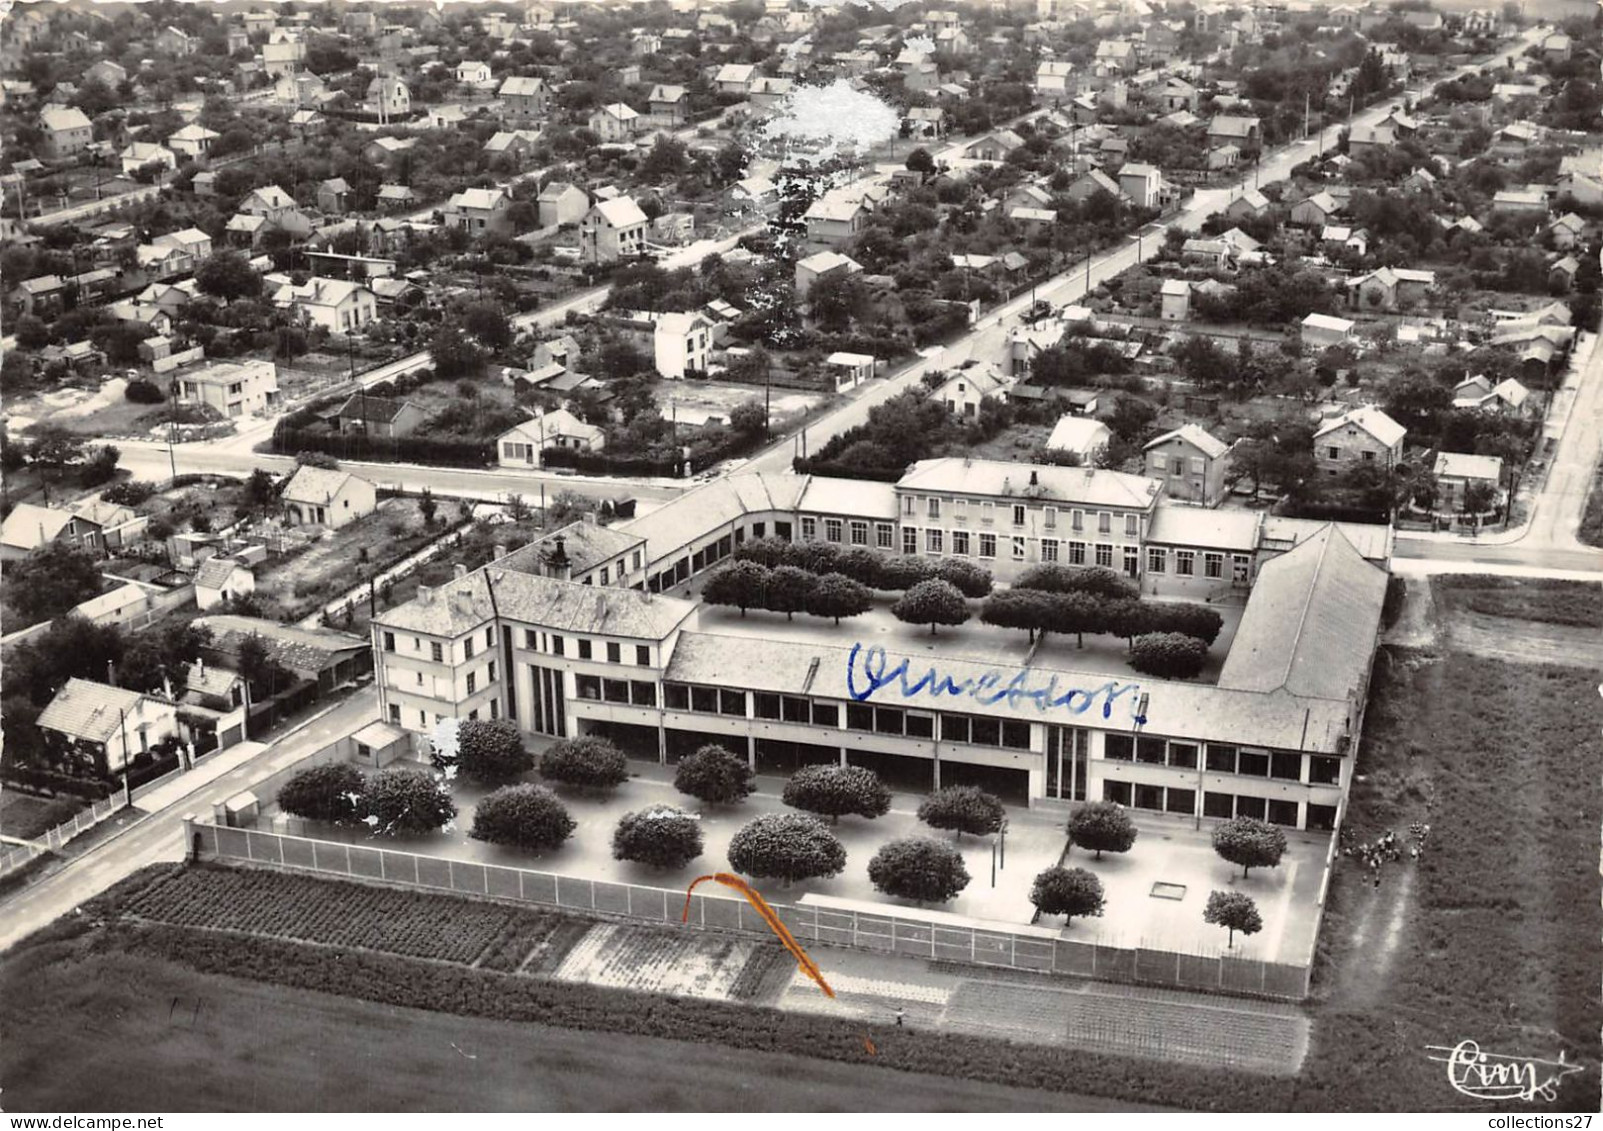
[0, 0, 1597, 1115]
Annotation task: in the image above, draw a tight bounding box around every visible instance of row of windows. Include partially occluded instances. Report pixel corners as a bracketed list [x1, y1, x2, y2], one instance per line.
[382, 625, 496, 663]
[1103, 738, 1342, 786]
[575, 675, 658, 707]
[1149, 453, 1208, 475]
[799, 516, 896, 550]
[520, 629, 650, 667]
[898, 497, 1140, 537]
[1102, 781, 1309, 827]
[667, 686, 1031, 750]
[1146, 549, 1254, 578]
[389, 699, 499, 727]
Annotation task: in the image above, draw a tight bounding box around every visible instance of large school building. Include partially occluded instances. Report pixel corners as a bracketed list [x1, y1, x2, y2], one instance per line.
[369, 465, 1390, 831]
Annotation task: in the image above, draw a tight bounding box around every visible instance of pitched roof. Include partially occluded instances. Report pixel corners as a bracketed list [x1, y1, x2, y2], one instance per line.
[1044, 415, 1113, 453]
[194, 555, 249, 589]
[898, 458, 1162, 510]
[1143, 422, 1228, 458]
[196, 615, 369, 675]
[1146, 505, 1262, 551]
[37, 679, 154, 744]
[619, 472, 808, 567]
[0, 503, 76, 550]
[374, 565, 695, 641]
[335, 393, 417, 423]
[282, 464, 363, 504]
[497, 520, 646, 578]
[589, 196, 648, 228]
[41, 106, 92, 131]
[1313, 405, 1405, 447]
[1215, 525, 1387, 702]
[499, 75, 547, 96]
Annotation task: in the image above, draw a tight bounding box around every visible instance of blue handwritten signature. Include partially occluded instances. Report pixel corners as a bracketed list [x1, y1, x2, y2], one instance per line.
[846, 643, 1147, 724]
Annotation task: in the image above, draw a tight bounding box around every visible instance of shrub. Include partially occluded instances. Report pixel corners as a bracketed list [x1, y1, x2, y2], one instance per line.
[1128, 632, 1210, 678]
[702, 560, 769, 616]
[540, 736, 629, 790]
[1204, 890, 1264, 947]
[782, 764, 891, 824]
[867, 837, 971, 904]
[363, 767, 456, 835]
[727, 812, 847, 883]
[124, 377, 166, 404]
[673, 744, 756, 805]
[803, 571, 873, 624]
[1212, 816, 1288, 878]
[612, 805, 704, 869]
[470, 784, 575, 852]
[451, 718, 534, 784]
[1148, 603, 1224, 645]
[917, 785, 1005, 840]
[762, 565, 815, 620]
[276, 762, 365, 824]
[1066, 801, 1138, 860]
[101, 480, 155, 507]
[1029, 866, 1105, 926]
[934, 558, 993, 598]
[1015, 563, 1134, 599]
[890, 578, 970, 635]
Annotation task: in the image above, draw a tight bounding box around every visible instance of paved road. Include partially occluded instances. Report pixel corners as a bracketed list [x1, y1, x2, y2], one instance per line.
[0, 690, 378, 956]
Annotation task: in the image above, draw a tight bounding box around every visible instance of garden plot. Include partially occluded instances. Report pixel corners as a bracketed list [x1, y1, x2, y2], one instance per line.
[550, 922, 758, 1000]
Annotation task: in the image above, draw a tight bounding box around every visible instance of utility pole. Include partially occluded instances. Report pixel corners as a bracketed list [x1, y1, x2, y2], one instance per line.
[167, 419, 179, 484]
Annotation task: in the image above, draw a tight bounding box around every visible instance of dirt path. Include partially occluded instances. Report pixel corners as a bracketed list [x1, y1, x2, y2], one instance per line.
[1381, 578, 1439, 651]
[1328, 866, 1417, 1012]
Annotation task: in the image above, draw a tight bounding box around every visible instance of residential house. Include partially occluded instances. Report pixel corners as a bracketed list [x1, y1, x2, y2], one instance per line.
[272, 277, 377, 332]
[40, 106, 93, 157]
[1117, 163, 1161, 209]
[1143, 424, 1233, 507]
[750, 76, 793, 111]
[456, 60, 493, 86]
[1313, 405, 1405, 475]
[714, 63, 757, 94]
[197, 615, 371, 700]
[155, 25, 199, 56]
[1556, 154, 1603, 207]
[1549, 255, 1580, 292]
[1433, 451, 1503, 512]
[1548, 212, 1585, 250]
[168, 124, 220, 159]
[1035, 60, 1075, 97]
[119, 141, 176, 176]
[825, 351, 876, 390]
[1064, 168, 1125, 203]
[1346, 267, 1436, 312]
[1347, 122, 1395, 159]
[1160, 77, 1198, 112]
[282, 466, 377, 529]
[1540, 31, 1571, 61]
[963, 130, 1024, 163]
[1207, 115, 1259, 152]
[794, 249, 863, 301]
[648, 84, 688, 126]
[85, 60, 127, 90]
[262, 36, 305, 77]
[499, 76, 550, 123]
[1045, 415, 1114, 463]
[10, 274, 67, 319]
[365, 75, 412, 124]
[443, 186, 513, 237]
[335, 393, 426, 438]
[316, 177, 351, 215]
[588, 102, 640, 143]
[376, 184, 416, 211]
[802, 196, 867, 249]
[1224, 188, 1270, 222]
[579, 196, 648, 264]
[175, 359, 281, 418]
[194, 556, 256, 612]
[1490, 188, 1547, 216]
[538, 181, 589, 228]
[654, 311, 714, 379]
[497, 411, 605, 469]
[1, 501, 128, 561]
[36, 679, 179, 775]
[930, 362, 1014, 419]
[1290, 191, 1340, 228]
[365, 136, 416, 165]
[903, 106, 946, 140]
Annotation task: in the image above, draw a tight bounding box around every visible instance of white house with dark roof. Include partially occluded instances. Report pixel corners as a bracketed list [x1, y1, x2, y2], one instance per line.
[1433, 451, 1504, 512]
[194, 556, 256, 611]
[579, 197, 648, 264]
[497, 411, 605, 469]
[1143, 423, 1234, 507]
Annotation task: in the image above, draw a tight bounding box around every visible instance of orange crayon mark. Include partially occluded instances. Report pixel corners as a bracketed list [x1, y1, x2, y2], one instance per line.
[684, 873, 878, 1056]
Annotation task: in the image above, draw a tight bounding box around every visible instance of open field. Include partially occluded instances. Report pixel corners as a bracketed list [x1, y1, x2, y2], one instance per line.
[0, 946, 1140, 1113]
[1301, 577, 1600, 1111]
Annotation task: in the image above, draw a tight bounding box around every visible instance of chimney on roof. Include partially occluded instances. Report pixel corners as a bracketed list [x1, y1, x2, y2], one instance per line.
[1029, 469, 1039, 487]
[451, 586, 473, 614]
[417, 584, 434, 604]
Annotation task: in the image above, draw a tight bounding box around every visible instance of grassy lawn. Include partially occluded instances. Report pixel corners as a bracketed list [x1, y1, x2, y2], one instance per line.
[1432, 574, 1603, 629]
[0, 791, 84, 840]
[1296, 577, 1600, 1110]
[960, 422, 1053, 463]
[1580, 460, 1603, 549]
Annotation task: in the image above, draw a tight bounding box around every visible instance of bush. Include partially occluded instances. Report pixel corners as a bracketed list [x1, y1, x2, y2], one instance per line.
[1128, 632, 1210, 678]
[125, 378, 165, 404]
[1016, 564, 1135, 599]
[933, 558, 993, 598]
[539, 736, 629, 790]
[363, 767, 456, 835]
[276, 762, 365, 824]
[1148, 603, 1224, 645]
[803, 571, 873, 624]
[450, 718, 533, 784]
[867, 837, 971, 904]
[673, 744, 755, 805]
[1211, 816, 1288, 878]
[101, 480, 155, 507]
[727, 812, 847, 882]
[470, 784, 575, 852]
[781, 764, 891, 824]
[916, 785, 1005, 840]
[612, 805, 704, 869]
[1066, 801, 1138, 860]
[890, 578, 970, 635]
[1029, 866, 1105, 925]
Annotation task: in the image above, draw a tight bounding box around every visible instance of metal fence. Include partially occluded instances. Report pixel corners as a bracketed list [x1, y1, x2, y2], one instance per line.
[193, 822, 1313, 1000]
[0, 795, 128, 876]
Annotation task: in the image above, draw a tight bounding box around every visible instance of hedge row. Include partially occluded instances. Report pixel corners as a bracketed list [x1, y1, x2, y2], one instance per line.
[271, 424, 495, 468]
[731, 536, 993, 597]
